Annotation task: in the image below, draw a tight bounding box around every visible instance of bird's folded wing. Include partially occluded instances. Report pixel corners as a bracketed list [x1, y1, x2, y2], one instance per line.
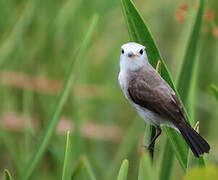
[128, 78, 186, 123]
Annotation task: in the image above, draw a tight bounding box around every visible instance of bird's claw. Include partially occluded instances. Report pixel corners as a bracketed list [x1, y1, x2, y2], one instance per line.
[141, 145, 154, 152]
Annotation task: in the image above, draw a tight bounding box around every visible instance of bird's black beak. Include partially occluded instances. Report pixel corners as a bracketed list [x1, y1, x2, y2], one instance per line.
[128, 51, 136, 58]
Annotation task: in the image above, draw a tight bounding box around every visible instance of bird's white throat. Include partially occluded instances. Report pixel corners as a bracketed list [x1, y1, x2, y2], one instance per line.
[120, 55, 147, 72]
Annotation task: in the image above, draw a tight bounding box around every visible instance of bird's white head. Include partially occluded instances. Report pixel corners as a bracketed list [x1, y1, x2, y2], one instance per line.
[120, 42, 148, 72]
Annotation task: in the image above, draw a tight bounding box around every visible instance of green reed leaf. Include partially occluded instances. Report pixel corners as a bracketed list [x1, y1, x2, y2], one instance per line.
[117, 160, 129, 180]
[62, 131, 73, 180]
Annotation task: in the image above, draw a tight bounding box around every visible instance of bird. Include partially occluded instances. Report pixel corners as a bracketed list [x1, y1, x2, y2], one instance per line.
[118, 42, 210, 158]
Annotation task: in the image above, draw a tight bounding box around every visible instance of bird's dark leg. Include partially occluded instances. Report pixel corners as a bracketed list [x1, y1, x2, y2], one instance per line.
[146, 126, 162, 151]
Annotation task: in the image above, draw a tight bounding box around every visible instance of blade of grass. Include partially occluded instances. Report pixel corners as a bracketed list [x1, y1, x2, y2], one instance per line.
[138, 152, 154, 180]
[71, 157, 84, 179]
[117, 160, 129, 180]
[159, 139, 174, 180]
[23, 90, 33, 164]
[121, 0, 189, 171]
[178, 0, 205, 111]
[82, 156, 97, 180]
[4, 169, 13, 180]
[160, 0, 206, 177]
[211, 85, 218, 101]
[62, 131, 73, 180]
[185, 57, 199, 121]
[21, 14, 99, 180]
[69, 94, 84, 162]
[71, 156, 97, 180]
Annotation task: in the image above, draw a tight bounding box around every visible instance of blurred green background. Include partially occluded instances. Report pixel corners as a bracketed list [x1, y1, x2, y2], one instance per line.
[0, 0, 218, 179]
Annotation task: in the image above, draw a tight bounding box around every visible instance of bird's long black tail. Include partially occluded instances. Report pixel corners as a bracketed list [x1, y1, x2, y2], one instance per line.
[178, 122, 210, 158]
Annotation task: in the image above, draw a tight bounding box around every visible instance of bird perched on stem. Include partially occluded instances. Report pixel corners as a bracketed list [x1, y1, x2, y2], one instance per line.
[118, 42, 210, 157]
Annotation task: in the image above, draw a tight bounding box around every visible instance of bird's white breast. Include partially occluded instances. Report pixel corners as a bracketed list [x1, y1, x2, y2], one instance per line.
[118, 71, 131, 100]
[118, 71, 178, 130]
[118, 72, 127, 91]
[118, 71, 159, 125]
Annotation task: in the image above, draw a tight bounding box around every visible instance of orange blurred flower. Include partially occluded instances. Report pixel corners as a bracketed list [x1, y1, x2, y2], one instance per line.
[205, 10, 215, 21]
[176, 9, 186, 22]
[212, 28, 218, 38]
[179, 3, 188, 10]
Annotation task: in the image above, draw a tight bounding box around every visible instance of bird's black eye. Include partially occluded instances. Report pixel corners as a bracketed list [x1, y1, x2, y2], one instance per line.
[121, 49, 124, 54]
[139, 49, 143, 55]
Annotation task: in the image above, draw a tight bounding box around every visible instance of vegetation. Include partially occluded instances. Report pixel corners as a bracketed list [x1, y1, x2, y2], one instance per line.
[0, 0, 218, 179]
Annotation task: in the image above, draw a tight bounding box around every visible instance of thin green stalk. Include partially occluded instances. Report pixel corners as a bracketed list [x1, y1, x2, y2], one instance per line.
[70, 95, 83, 162]
[211, 85, 218, 101]
[23, 90, 33, 164]
[62, 131, 73, 180]
[159, 139, 174, 180]
[82, 157, 97, 180]
[71, 157, 84, 179]
[178, 0, 205, 110]
[71, 156, 97, 180]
